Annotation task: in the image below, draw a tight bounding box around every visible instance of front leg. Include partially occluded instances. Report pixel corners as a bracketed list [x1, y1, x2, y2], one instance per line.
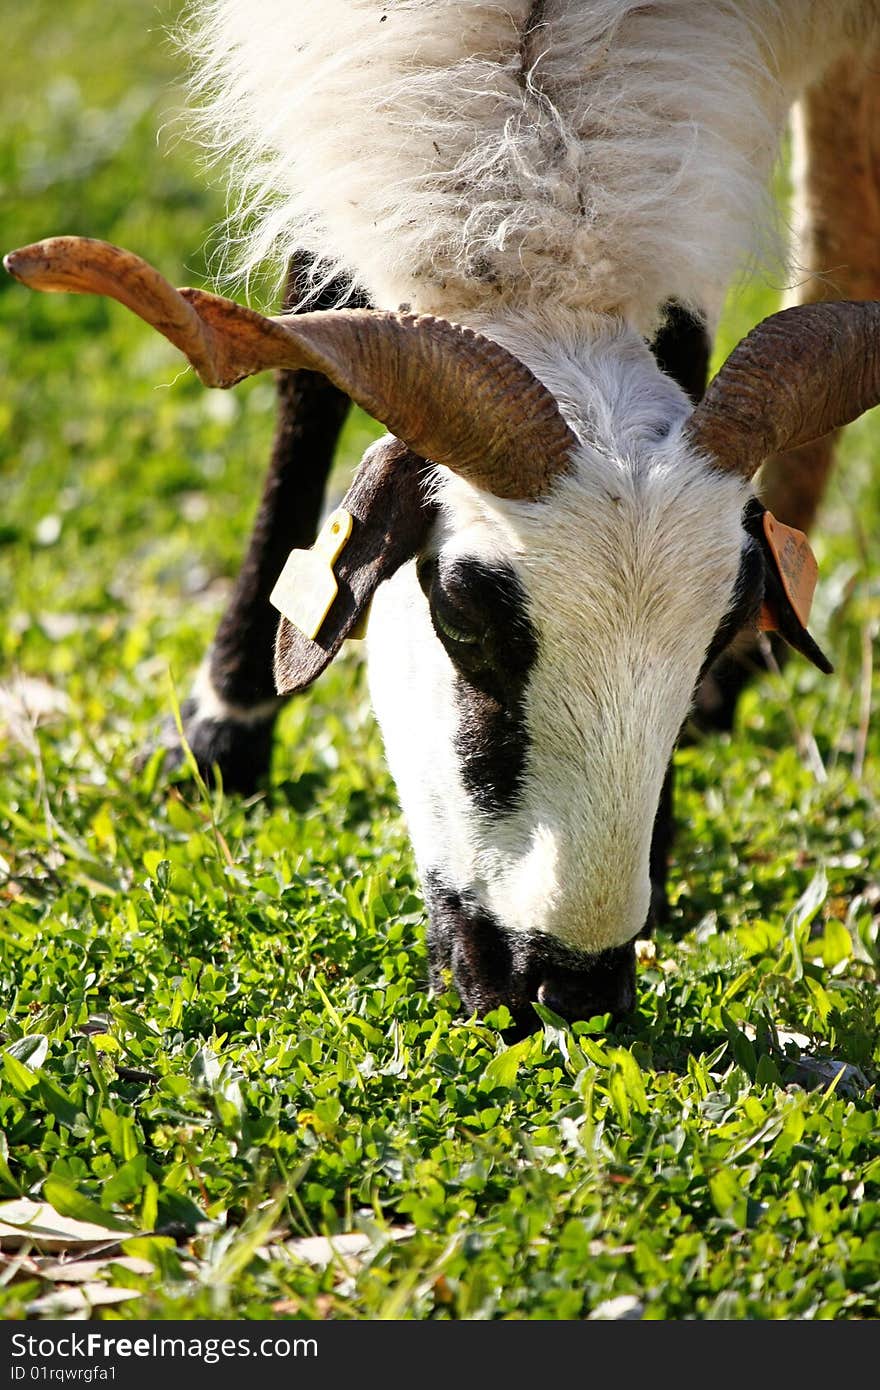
[159, 257, 358, 792]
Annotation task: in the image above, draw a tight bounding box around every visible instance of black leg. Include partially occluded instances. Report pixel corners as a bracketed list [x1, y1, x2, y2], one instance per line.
[158, 257, 365, 792]
[688, 631, 787, 736]
[651, 301, 711, 408]
[646, 760, 675, 933]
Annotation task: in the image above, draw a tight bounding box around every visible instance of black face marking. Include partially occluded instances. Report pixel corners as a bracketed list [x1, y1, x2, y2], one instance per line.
[424, 872, 636, 1037]
[418, 556, 538, 815]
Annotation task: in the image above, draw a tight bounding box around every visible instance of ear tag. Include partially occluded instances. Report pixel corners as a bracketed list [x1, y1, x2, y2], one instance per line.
[758, 511, 818, 633]
[269, 507, 354, 641]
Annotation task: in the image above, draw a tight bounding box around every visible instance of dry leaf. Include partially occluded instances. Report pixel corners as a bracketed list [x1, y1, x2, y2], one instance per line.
[26, 1284, 142, 1318]
[588, 1294, 644, 1320]
[741, 1023, 868, 1096]
[0, 1199, 130, 1252]
[285, 1225, 415, 1271]
[36, 1255, 154, 1282]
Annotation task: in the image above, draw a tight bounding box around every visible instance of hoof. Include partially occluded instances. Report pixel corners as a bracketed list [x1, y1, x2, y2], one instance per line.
[144, 698, 276, 795]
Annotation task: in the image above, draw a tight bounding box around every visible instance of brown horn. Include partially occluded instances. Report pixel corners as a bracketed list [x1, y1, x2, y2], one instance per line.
[686, 301, 880, 480]
[4, 236, 576, 500]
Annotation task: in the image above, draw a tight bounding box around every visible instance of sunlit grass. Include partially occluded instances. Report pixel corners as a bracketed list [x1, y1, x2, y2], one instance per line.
[0, 2, 878, 1321]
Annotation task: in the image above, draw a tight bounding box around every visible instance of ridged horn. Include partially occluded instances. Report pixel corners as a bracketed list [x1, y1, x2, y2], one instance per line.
[686, 301, 880, 480]
[4, 236, 577, 500]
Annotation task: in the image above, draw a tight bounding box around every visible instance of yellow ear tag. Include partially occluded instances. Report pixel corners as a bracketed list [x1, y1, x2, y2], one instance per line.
[758, 511, 819, 633]
[269, 508, 353, 641]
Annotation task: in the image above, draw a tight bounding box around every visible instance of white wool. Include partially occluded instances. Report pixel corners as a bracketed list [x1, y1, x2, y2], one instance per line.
[184, 1, 874, 332]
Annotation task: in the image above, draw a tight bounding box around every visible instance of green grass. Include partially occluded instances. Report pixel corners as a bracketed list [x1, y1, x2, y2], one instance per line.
[1, 2, 878, 1322]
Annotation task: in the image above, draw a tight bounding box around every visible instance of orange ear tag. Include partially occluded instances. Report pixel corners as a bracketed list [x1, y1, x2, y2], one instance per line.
[758, 511, 819, 633]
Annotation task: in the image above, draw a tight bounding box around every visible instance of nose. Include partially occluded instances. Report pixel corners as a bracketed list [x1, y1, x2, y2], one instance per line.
[536, 943, 637, 1023]
[424, 877, 638, 1032]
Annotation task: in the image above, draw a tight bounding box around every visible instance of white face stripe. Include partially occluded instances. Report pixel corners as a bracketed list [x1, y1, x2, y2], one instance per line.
[367, 323, 748, 954]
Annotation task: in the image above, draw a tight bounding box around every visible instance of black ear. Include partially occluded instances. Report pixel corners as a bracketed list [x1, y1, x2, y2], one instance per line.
[273, 437, 436, 695]
[742, 499, 833, 675]
[760, 564, 834, 673]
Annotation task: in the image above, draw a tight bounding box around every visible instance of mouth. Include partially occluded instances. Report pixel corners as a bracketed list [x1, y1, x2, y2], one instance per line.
[424, 876, 637, 1037]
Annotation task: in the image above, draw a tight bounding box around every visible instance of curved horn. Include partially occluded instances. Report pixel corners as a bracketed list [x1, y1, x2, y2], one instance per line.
[686, 301, 880, 480]
[4, 236, 576, 500]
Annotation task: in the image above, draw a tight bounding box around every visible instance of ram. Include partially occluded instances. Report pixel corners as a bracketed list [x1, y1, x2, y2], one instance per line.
[6, 1, 880, 1033]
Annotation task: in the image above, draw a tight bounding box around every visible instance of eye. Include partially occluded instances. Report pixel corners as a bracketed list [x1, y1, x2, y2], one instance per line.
[433, 602, 480, 647]
[417, 557, 484, 652]
[431, 583, 484, 650]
